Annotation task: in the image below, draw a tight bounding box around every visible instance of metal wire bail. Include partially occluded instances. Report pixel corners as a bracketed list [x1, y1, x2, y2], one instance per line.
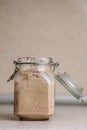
[7, 61, 19, 82]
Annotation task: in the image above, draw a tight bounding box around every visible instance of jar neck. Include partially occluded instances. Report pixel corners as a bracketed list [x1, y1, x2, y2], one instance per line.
[18, 64, 53, 72]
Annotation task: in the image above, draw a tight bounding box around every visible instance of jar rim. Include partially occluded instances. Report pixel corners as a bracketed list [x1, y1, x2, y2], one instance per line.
[16, 57, 54, 65]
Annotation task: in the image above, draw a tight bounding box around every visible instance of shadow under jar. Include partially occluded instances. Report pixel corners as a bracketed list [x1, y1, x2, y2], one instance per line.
[7, 57, 84, 120]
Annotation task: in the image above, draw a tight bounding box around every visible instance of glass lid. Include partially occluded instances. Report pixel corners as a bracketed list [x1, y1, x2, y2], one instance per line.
[55, 72, 84, 99]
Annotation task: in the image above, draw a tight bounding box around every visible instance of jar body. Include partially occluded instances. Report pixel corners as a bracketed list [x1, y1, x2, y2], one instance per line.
[14, 64, 55, 120]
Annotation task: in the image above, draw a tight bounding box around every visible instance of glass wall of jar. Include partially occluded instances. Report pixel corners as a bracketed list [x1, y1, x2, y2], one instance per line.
[12, 57, 58, 120]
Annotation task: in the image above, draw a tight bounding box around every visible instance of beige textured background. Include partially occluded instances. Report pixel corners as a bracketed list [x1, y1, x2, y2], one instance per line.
[0, 0, 87, 96]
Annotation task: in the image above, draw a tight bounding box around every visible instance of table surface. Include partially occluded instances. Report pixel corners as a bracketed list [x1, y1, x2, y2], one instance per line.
[0, 104, 87, 130]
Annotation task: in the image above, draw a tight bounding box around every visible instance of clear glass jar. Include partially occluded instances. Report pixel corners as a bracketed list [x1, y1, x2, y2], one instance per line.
[8, 57, 83, 120]
[12, 57, 58, 120]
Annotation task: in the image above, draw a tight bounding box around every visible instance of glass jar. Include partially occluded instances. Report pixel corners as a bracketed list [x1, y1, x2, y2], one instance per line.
[8, 57, 83, 120]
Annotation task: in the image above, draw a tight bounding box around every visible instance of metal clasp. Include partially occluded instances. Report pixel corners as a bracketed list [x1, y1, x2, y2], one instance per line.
[7, 61, 19, 82]
[52, 62, 59, 72]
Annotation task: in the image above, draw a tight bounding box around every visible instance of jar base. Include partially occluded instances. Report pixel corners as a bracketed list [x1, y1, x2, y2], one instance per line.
[15, 113, 52, 121]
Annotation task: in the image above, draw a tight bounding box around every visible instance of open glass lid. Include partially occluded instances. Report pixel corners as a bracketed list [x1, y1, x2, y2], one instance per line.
[54, 72, 84, 100]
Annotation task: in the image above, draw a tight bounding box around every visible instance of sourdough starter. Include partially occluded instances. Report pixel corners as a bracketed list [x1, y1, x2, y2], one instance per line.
[14, 69, 54, 120]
